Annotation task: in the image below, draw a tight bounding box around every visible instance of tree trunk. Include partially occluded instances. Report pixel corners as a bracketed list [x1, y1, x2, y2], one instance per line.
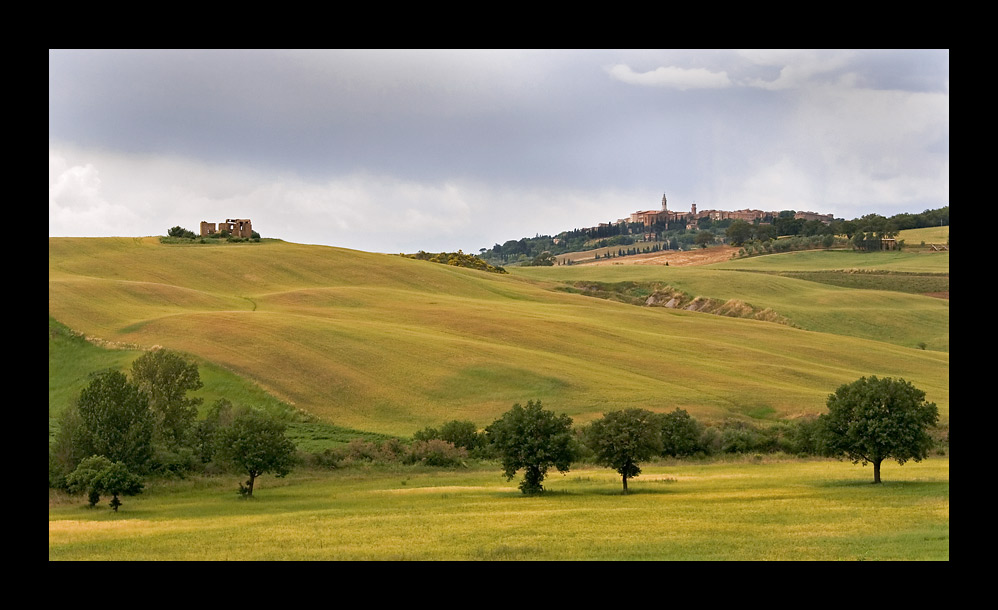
[247, 473, 256, 497]
[873, 460, 882, 484]
[622, 473, 628, 494]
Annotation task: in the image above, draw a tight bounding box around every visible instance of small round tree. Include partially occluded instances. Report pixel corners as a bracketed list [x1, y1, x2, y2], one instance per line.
[66, 455, 144, 511]
[819, 376, 939, 483]
[215, 409, 297, 498]
[585, 408, 663, 493]
[485, 400, 574, 494]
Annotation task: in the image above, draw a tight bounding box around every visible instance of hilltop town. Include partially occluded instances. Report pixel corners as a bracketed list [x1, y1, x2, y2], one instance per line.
[619, 194, 830, 231]
[477, 194, 947, 266]
[478, 194, 837, 266]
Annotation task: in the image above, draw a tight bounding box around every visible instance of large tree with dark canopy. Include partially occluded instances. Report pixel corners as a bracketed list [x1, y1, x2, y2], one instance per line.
[819, 376, 939, 483]
[485, 400, 574, 494]
[585, 408, 662, 493]
[215, 409, 297, 497]
[71, 370, 155, 473]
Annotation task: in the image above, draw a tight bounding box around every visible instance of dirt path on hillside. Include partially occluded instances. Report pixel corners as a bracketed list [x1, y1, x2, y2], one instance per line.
[579, 245, 740, 267]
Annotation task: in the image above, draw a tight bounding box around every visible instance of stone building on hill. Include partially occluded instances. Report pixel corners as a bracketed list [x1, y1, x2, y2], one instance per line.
[625, 194, 832, 230]
[200, 218, 253, 238]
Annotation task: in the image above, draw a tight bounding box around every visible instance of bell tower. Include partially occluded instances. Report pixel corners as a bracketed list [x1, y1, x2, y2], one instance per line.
[661, 194, 668, 211]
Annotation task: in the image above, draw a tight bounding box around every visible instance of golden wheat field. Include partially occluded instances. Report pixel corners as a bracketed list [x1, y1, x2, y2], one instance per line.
[49, 237, 948, 435]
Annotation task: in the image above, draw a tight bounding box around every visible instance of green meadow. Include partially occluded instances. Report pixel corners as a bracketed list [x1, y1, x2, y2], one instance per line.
[48, 457, 949, 561]
[49, 236, 948, 560]
[515, 249, 949, 352]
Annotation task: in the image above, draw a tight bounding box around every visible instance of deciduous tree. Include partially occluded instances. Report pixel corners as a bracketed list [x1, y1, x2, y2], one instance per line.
[819, 376, 939, 483]
[131, 349, 203, 447]
[658, 408, 703, 458]
[215, 409, 297, 497]
[585, 409, 662, 493]
[72, 370, 155, 473]
[485, 400, 574, 494]
[66, 455, 144, 511]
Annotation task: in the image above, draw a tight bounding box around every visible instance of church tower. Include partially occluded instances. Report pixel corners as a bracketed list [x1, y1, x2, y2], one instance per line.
[661, 194, 668, 211]
[691, 202, 697, 215]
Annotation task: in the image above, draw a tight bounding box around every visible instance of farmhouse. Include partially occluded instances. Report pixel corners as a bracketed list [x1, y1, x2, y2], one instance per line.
[200, 218, 253, 238]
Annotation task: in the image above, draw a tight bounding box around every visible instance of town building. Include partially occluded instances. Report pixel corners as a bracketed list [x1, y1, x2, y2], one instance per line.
[590, 194, 832, 235]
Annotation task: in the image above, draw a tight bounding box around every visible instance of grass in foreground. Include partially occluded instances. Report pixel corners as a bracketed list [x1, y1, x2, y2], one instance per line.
[48, 456, 948, 560]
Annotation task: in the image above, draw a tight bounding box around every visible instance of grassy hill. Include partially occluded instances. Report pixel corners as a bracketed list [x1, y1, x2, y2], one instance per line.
[49, 237, 949, 437]
[515, 249, 949, 352]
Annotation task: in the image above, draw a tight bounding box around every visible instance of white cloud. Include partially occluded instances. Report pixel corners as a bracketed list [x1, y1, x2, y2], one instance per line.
[724, 157, 819, 211]
[737, 49, 856, 90]
[607, 64, 732, 90]
[49, 152, 142, 237]
[47, 142, 665, 253]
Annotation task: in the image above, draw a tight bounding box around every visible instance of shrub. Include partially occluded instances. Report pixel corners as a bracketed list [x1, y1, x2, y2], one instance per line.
[658, 408, 703, 457]
[406, 439, 468, 467]
[697, 426, 723, 455]
[149, 445, 199, 478]
[167, 226, 197, 239]
[344, 439, 383, 462]
[304, 447, 346, 469]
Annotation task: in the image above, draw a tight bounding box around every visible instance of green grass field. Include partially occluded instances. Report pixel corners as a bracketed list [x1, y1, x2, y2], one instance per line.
[898, 226, 950, 248]
[515, 249, 949, 352]
[48, 457, 949, 560]
[49, 236, 950, 560]
[49, 237, 949, 434]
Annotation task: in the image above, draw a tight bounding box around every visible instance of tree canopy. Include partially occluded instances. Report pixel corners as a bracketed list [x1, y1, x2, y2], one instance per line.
[585, 408, 663, 493]
[659, 408, 703, 458]
[485, 400, 574, 494]
[819, 376, 939, 483]
[215, 409, 297, 497]
[72, 370, 155, 473]
[131, 349, 203, 447]
[66, 455, 144, 511]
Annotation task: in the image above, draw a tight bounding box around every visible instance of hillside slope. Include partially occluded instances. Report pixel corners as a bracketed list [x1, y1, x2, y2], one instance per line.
[515, 250, 949, 352]
[49, 237, 948, 435]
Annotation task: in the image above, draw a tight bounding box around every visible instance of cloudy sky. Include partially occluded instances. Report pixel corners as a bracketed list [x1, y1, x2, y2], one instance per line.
[49, 49, 949, 253]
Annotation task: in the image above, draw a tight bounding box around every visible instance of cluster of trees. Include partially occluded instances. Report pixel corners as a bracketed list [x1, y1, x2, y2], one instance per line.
[592, 242, 670, 261]
[51, 364, 941, 508]
[50, 350, 297, 509]
[735, 234, 845, 257]
[478, 206, 949, 265]
[479, 223, 656, 265]
[402, 250, 508, 274]
[415, 377, 939, 493]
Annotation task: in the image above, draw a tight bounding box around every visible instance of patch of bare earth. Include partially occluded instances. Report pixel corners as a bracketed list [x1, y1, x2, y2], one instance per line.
[582, 245, 740, 267]
[924, 291, 949, 299]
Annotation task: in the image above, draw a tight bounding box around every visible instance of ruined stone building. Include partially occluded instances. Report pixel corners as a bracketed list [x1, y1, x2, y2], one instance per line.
[200, 218, 253, 238]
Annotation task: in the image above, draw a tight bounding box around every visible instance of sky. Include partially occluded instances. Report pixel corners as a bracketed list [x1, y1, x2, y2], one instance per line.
[49, 49, 949, 253]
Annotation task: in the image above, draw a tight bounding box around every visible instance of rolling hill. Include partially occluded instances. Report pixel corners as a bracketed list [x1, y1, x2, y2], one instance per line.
[49, 237, 949, 437]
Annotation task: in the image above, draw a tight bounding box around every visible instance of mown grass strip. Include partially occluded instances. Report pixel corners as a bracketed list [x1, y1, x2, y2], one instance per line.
[48, 457, 949, 561]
